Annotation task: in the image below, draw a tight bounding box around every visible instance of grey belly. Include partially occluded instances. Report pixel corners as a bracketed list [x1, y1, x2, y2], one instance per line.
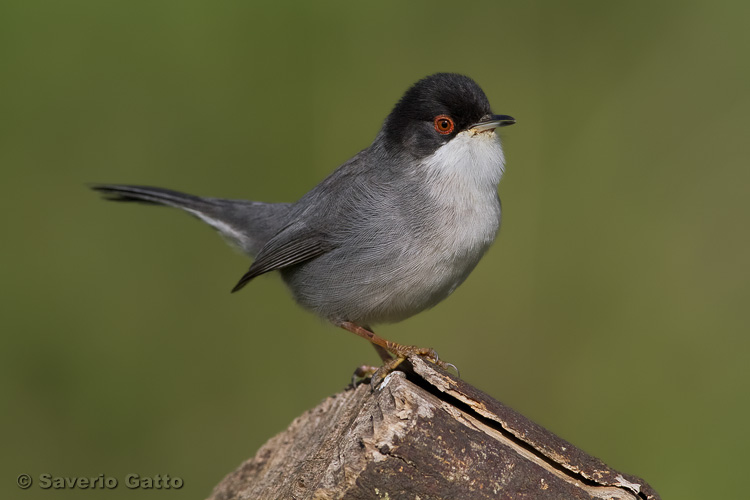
[280, 242, 485, 326]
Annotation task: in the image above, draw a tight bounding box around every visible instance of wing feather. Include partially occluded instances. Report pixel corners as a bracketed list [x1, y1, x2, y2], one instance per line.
[231, 225, 332, 292]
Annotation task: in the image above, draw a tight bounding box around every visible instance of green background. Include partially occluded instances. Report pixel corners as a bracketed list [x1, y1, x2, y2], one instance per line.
[2, 1, 748, 499]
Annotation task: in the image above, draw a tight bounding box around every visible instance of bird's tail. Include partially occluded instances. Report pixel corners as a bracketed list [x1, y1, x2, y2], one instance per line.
[91, 184, 210, 209]
[91, 184, 291, 257]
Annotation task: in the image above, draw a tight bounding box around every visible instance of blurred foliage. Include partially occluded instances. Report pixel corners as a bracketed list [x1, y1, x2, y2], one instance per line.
[1, 1, 749, 499]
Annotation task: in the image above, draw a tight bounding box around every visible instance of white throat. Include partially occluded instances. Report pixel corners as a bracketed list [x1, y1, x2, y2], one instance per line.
[421, 130, 505, 199]
[419, 129, 505, 251]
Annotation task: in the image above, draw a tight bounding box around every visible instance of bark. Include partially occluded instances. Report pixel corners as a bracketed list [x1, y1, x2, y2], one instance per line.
[208, 356, 660, 500]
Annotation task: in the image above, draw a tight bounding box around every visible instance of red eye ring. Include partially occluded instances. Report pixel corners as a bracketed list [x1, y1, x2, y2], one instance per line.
[434, 115, 455, 135]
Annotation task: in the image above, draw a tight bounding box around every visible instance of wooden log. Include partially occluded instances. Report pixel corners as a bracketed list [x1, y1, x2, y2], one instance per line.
[208, 356, 660, 500]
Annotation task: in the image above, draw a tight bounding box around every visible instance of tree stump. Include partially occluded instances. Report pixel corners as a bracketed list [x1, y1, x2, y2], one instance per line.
[208, 356, 660, 500]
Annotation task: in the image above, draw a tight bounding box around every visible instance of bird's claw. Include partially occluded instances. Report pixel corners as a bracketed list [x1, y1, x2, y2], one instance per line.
[443, 361, 460, 378]
[351, 365, 379, 387]
[408, 347, 459, 377]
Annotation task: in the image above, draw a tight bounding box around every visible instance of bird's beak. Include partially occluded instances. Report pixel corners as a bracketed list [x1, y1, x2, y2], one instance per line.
[470, 114, 516, 133]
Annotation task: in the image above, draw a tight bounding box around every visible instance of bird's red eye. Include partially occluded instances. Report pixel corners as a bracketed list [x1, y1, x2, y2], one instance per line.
[434, 115, 455, 135]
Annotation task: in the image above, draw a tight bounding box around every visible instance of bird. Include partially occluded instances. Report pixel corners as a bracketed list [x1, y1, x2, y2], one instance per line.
[92, 73, 515, 377]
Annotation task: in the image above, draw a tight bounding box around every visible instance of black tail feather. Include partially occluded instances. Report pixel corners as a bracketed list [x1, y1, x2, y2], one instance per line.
[90, 184, 209, 209]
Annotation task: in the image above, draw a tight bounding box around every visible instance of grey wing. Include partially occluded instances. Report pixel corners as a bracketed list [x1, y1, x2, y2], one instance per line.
[231, 223, 335, 292]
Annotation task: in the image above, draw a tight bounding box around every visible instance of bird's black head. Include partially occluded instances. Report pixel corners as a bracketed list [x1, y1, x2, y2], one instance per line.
[381, 73, 514, 158]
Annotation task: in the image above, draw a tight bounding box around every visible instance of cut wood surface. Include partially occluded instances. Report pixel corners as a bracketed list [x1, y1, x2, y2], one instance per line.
[208, 357, 660, 500]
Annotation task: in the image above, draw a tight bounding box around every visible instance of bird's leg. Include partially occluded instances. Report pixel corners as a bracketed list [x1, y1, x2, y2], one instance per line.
[339, 321, 453, 384]
[371, 344, 394, 363]
[347, 326, 393, 386]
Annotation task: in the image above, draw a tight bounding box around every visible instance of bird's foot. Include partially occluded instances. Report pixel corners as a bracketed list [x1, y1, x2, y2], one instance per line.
[368, 350, 460, 387]
[350, 359, 409, 387]
[351, 364, 379, 387]
[339, 321, 460, 386]
[370, 359, 399, 386]
[384, 343, 459, 377]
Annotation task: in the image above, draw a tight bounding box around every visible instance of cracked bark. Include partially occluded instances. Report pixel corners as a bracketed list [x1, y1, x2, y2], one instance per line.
[207, 357, 660, 500]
